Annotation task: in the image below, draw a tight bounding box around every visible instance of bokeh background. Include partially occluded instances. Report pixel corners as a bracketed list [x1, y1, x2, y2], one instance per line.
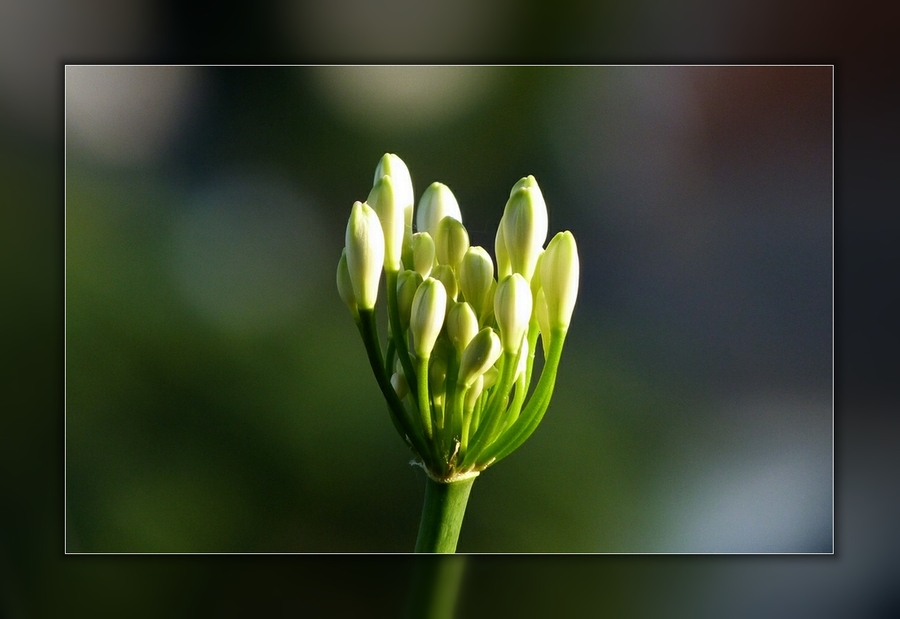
[64, 64, 833, 554]
[2, 1, 896, 617]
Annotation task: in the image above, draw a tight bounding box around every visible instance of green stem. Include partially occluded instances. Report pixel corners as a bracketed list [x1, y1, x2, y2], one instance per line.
[414, 476, 476, 553]
[403, 556, 467, 619]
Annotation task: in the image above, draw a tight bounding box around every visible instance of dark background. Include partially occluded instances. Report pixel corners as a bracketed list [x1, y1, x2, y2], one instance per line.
[3, 0, 897, 616]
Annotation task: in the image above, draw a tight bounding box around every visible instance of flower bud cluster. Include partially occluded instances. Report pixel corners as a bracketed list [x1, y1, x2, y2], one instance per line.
[338, 154, 579, 481]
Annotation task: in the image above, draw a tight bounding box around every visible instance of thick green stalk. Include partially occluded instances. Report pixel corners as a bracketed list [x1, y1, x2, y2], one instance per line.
[414, 476, 476, 553]
[403, 556, 467, 619]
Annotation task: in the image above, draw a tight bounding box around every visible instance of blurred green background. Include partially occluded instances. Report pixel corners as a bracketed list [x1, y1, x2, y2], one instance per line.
[64, 65, 832, 553]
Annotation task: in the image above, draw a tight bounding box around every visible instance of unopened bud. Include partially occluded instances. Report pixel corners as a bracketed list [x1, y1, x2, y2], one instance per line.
[435, 216, 470, 267]
[397, 270, 423, 330]
[410, 277, 447, 359]
[494, 221, 511, 279]
[465, 374, 485, 411]
[391, 372, 409, 399]
[535, 287, 551, 351]
[432, 264, 458, 302]
[417, 182, 461, 238]
[367, 175, 404, 272]
[540, 231, 579, 330]
[494, 273, 533, 353]
[458, 327, 502, 388]
[337, 249, 358, 319]
[500, 184, 548, 281]
[345, 201, 384, 310]
[375, 153, 414, 242]
[446, 301, 479, 355]
[459, 246, 494, 321]
[411, 232, 435, 278]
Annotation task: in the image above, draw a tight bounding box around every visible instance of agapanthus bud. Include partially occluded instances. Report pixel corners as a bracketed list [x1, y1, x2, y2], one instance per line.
[482, 365, 499, 389]
[391, 372, 409, 399]
[500, 185, 548, 282]
[367, 175, 403, 272]
[494, 222, 511, 279]
[417, 182, 461, 238]
[345, 201, 384, 310]
[494, 273, 533, 353]
[410, 277, 447, 359]
[458, 327, 502, 388]
[446, 301, 479, 355]
[432, 264, 458, 302]
[397, 269, 423, 330]
[429, 351, 448, 395]
[411, 232, 435, 278]
[465, 374, 485, 411]
[435, 216, 469, 267]
[375, 153, 414, 240]
[336, 249, 358, 318]
[535, 287, 551, 351]
[540, 231, 579, 330]
[459, 246, 495, 323]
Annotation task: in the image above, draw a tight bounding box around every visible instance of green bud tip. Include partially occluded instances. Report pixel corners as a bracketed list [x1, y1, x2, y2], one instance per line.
[345, 201, 384, 310]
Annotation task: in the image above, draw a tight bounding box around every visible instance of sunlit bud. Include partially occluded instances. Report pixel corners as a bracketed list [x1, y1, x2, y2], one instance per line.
[482, 365, 499, 389]
[535, 287, 551, 352]
[416, 182, 461, 238]
[345, 201, 384, 310]
[410, 277, 447, 359]
[367, 175, 404, 272]
[397, 270, 423, 330]
[431, 264, 458, 302]
[391, 372, 409, 399]
[375, 153, 414, 241]
[494, 221, 511, 279]
[459, 246, 494, 319]
[336, 249, 358, 320]
[500, 185, 548, 281]
[435, 216, 469, 267]
[446, 301, 479, 355]
[465, 375, 485, 411]
[411, 232, 435, 278]
[494, 273, 533, 353]
[540, 231, 580, 330]
[458, 327, 502, 388]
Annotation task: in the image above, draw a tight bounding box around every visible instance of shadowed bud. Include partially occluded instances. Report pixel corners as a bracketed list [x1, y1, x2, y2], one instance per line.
[336, 249, 358, 320]
[410, 277, 447, 359]
[482, 365, 499, 389]
[458, 327, 502, 388]
[541, 231, 580, 330]
[397, 270, 423, 330]
[411, 232, 435, 278]
[535, 287, 551, 352]
[417, 182, 461, 238]
[494, 222, 511, 279]
[446, 301, 479, 355]
[500, 184, 548, 281]
[367, 175, 403, 272]
[435, 216, 470, 267]
[375, 153, 414, 242]
[345, 201, 384, 310]
[432, 264, 458, 302]
[494, 273, 533, 353]
[391, 372, 409, 399]
[465, 374, 485, 411]
[459, 246, 495, 323]
[429, 351, 448, 395]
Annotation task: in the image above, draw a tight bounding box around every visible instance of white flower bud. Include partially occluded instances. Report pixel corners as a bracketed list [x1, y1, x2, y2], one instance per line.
[540, 231, 579, 330]
[416, 182, 461, 238]
[367, 174, 404, 272]
[375, 153, 414, 242]
[500, 184, 548, 282]
[391, 372, 409, 399]
[397, 269, 423, 330]
[465, 374, 485, 411]
[494, 273, 533, 353]
[459, 246, 495, 323]
[411, 232, 435, 278]
[434, 216, 469, 267]
[410, 277, 447, 359]
[446, 301, 479, 355]
[432, 264, 458, 302]
[458, 327, 502, 388]
[535, 287, 551, 352]
[494, 221, 511, 279]
[336, 249, 358, 318]
[345, 201, 384, 310]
